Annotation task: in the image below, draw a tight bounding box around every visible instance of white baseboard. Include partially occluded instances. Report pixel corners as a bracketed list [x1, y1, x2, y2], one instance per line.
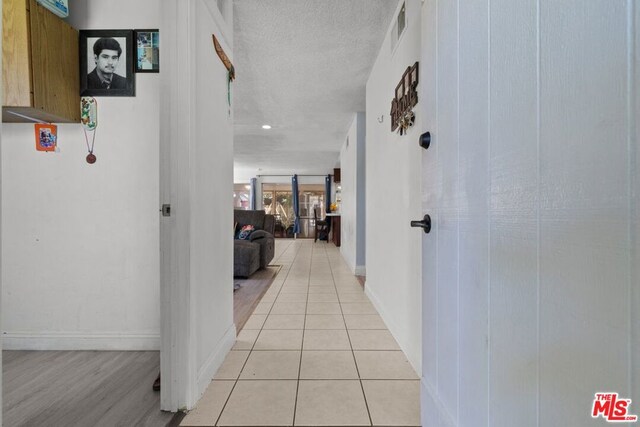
[2, 332, 160, 350]
[355, 265, 366, 276]
[421, 378, 457, 427]
[365, 288, 398, 332]
[364, 287, 421, 376]
[195, 323, 237, 405]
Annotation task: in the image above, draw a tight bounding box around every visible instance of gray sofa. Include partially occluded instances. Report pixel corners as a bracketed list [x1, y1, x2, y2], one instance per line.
[234, 210, 275, 277]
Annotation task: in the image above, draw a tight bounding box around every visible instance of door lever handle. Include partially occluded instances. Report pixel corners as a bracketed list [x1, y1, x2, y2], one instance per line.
[410, 214, 431, 233]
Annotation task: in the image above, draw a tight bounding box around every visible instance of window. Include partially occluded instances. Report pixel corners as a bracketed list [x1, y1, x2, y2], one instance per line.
[262, 183, 325, 238]
[397, 3, 406, 39]
[233, 184, 251, 210]
[390, 2, 407, 54]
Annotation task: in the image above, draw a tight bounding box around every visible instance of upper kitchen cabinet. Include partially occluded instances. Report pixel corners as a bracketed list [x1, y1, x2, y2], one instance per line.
[3, 0, 80, 122]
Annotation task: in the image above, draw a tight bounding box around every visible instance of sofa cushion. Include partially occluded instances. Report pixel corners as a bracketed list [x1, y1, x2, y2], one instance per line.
[237, 224, 255, 240]
[234, 210, 266, 230]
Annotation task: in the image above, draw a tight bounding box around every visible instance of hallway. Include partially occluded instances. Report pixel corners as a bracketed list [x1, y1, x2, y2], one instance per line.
[181, 240, 420, 426]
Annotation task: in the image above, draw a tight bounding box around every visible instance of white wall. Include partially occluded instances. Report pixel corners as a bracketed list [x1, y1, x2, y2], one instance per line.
[420, 1, 639, 426]
[339, 112, 366, 275]
[634, 0, 640, 410]
[365, 0, 422, 375]
[1, 0, 161, 350]
[355, 113, 366, 270]
[159, 0, 235, 411]
[192, 0, 235, 392]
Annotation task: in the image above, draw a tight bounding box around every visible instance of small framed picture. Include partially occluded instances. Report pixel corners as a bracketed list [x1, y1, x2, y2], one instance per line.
[35, 124, 57, 152]
[134, 29, 160, 73]
[80, 30, 135, 97]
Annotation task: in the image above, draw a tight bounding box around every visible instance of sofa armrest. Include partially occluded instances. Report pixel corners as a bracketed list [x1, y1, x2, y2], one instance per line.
[248, 230, 275, 269]
[263, 215, 275, 235]
[249, 230, 273, 241]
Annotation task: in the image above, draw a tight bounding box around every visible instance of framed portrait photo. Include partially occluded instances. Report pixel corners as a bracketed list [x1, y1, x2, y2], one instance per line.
[79, 30, 135, 97]
[134, 29, 160, 73]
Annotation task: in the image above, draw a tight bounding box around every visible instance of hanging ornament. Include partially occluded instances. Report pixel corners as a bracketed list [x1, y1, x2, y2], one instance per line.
[81, 97, 98, 164]
[396, 110, 415, 135]
[212, 34, 235, 117]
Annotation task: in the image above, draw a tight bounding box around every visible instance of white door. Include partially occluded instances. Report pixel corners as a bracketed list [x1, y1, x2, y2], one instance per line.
[419, 1, 639, 426]
[159, 0, 192, 412]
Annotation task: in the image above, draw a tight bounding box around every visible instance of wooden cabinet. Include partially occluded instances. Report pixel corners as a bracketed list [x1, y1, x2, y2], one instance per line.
[331, 215, 341, 247]
[3, 0, 80, 122]
[333, 168, 341, 183]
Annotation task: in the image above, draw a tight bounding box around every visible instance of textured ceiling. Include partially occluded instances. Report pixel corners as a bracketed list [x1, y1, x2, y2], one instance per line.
[233, 0, 397, 181]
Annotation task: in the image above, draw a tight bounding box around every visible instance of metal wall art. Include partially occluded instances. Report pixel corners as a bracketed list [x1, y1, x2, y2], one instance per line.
[390, 61, 419, 135]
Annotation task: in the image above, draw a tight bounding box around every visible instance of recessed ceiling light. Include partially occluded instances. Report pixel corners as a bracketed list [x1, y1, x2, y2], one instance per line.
[262, 125, 272, 130]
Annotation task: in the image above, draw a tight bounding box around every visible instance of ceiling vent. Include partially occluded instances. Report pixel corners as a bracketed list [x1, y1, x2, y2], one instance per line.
[390, 2, 407, 54]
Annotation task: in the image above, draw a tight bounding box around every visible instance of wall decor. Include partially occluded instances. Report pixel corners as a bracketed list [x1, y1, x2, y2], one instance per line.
[212, 34, 235, 116]
[390, 61, 419, 135]
[35, 123, 57, 152]
[134, 29, 159, 72]
[79, 30, 135, 97]
[81, 97, 98, 164]
[212, 34, 235, 81]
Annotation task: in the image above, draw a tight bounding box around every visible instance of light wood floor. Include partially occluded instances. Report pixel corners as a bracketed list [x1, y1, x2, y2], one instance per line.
[3, 241, 297, 427]
[234, 265, 282, 331]
[3, 350, 181, 427]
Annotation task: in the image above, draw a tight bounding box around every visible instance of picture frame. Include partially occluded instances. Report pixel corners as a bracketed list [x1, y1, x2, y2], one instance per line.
[80, 30, 135, 97]
[134, 29, 160, 73]
[395, 80, 404, 101]
[410, 62, 419, 88]
[404, 66, 411, 95]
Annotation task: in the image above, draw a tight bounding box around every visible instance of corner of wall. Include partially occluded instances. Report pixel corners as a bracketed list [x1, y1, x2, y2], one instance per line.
[365, 287, 422, 376]
[421, 379, 457, 427]
[195, 322, 236, 405]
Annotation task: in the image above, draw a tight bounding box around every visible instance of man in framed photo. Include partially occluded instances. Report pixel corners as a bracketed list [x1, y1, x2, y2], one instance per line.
[87, 38, 128, 89]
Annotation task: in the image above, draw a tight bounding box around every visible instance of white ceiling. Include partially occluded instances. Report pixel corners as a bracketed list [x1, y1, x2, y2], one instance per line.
[233, 0, 398, 182]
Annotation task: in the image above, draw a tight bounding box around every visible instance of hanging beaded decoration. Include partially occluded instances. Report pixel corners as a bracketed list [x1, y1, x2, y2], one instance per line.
[81, 97, 98, 164]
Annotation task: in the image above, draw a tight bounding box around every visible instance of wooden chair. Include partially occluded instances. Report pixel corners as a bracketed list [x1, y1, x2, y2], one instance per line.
[273, 214, 285, 238]
[313, 207, 329, 242]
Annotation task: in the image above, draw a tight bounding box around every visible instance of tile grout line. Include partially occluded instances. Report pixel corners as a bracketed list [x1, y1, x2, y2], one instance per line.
[326, 243, 374, 427]
[213, 240, 303, 427]
[292, 241, 313, 426]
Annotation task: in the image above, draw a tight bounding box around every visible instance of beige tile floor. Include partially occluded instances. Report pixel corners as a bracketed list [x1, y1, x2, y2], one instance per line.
[181, 240, 420, 427]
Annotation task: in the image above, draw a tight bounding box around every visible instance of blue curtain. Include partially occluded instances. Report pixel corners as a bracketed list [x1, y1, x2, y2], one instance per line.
[325, 175, 331, 214]
[292, 175, 300, 235]
[249, 177, 257, 210]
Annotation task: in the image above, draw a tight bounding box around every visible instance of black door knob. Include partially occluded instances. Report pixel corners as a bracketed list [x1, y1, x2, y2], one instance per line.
[419, 132, 431, 150]
[410, 214, 431, 233]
